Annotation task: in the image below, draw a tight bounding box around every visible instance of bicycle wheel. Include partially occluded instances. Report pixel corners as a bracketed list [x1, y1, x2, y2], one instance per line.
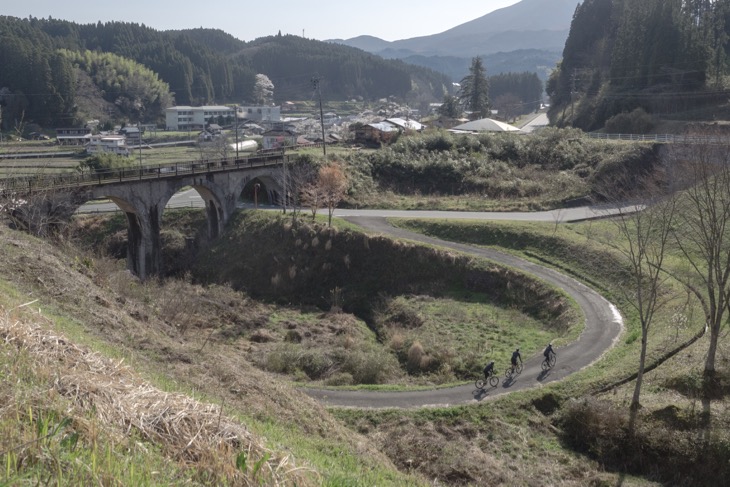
[475, 379, 486, 390]
[504, 367, 513, 379]
[516, 363, 523, 375]
[549, 353, 557, 367]
[489, 375, 499, 388]
[541, 359, 550, 371]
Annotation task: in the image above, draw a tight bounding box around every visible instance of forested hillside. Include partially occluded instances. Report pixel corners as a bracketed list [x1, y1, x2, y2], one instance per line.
[0, 16, 450, 130]
[548, 0, 730, 131]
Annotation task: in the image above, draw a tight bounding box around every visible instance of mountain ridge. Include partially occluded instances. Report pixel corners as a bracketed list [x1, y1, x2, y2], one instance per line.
[329, 0, 579, 78]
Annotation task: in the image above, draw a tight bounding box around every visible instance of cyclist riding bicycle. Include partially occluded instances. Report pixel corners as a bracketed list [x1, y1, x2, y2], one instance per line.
[511, 348, 522, 373]
[544, 343, 554, 359]
[483, 361, 495, 379]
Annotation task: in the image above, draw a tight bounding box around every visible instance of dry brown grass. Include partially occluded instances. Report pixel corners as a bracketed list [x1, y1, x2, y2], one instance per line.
[1, 305, 318, 486]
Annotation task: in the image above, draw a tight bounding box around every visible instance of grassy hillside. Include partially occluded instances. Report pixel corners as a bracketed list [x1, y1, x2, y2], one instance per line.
[1, 208, 728, 485]
[0, 222, 424, 486]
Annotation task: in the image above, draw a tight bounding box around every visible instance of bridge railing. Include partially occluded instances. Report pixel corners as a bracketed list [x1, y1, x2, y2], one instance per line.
[0, 151, 287, 194]
[585, 133, 730, 144]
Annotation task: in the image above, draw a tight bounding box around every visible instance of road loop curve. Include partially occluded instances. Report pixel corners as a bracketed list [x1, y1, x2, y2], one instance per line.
[303, 216, 623, 409]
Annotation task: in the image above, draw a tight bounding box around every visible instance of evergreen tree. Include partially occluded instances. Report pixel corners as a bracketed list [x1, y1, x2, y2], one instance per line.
[458, 57, 490, 118]
[438, 94, 461, 118]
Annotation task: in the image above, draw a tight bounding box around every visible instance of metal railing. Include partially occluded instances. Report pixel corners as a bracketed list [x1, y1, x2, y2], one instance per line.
[585, 133, 730, 144]
[0, 151, 287, 193]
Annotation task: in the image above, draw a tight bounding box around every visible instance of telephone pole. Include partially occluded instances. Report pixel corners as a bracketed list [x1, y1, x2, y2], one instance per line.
[312, 77, 326, 157]
[235, 104, 239, 160]
[138, 121, 142, 169]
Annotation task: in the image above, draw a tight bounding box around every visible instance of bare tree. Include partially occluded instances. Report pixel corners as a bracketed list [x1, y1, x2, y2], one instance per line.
[0, 184, 78, 237]
[197, 134, 230, 162]
[607, 193, 676, 420]
[276, 157, 317, 218]
[669, 134, 730, 382]
[13, 110, 27, 140]
[318, 163, 348, 227]
[300, 182, 322, 222]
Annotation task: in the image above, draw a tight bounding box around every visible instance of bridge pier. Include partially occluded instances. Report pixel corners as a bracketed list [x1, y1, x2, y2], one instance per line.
[108, 197, 162, 280]
[80, 163, 284, 279]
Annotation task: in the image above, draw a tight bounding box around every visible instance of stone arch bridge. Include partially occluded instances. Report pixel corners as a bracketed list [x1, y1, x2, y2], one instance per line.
[1, 153, 288, 279]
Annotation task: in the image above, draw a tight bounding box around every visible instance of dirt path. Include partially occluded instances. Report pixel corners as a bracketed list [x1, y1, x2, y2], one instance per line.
[303, 217, 623, 409]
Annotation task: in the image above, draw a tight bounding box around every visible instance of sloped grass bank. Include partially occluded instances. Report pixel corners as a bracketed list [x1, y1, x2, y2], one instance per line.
[194, 212, 575, 328]
[0, 306, 314, 486]
[0, 223, 426, 486]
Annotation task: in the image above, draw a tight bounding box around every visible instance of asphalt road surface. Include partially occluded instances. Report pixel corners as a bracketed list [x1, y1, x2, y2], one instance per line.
[303, 217, 623, 409]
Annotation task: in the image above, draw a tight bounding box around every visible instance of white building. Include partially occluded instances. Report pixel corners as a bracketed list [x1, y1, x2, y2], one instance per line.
[239, 105, 281, 123]
[165, 106, 234, 131]
[86, 135, 129, 156]
[384, 118, 425, 131]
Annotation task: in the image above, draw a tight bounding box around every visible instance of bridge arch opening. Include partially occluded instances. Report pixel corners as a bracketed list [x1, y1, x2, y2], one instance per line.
[80, 158, 287, 278]
[158, 183, 226, 240]
[241, 176, 283, 207]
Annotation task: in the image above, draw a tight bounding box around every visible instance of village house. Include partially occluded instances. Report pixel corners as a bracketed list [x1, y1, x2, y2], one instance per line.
[353, 121, 400, 145]
[120, 126, 141, 146]
[384, 118, 425, 131]
[262, 125, 297, 150]
[55, 127, 92, 145]
[86, 134, 129, 156]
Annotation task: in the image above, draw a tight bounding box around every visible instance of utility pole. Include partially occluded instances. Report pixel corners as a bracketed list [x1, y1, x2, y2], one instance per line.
[235, 104, 239, 160]
[138, 121, 142, 169]
[312, 77, 326, 157]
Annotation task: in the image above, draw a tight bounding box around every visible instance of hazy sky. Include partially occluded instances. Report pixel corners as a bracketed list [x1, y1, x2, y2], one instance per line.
[4, 0, 522, 42]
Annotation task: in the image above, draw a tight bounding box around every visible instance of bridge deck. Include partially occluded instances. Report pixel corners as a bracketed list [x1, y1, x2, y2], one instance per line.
[0, 151, 287, 193]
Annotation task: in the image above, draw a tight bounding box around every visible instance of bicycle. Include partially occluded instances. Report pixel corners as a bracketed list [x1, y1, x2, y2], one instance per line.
[475, 372, 500, 389]
[505, 362, 523, 380]
[541, 351, 557, 371]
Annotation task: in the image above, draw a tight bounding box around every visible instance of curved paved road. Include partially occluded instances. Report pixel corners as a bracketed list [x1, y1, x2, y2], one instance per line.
[303, 217, 623, 409]
[78, 194, 627, 408]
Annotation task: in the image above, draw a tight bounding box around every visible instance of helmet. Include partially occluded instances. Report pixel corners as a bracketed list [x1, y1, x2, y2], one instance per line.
[549, 343, 552, 347]
[516, 348, 520, 352]
[490, 360, 494, 365]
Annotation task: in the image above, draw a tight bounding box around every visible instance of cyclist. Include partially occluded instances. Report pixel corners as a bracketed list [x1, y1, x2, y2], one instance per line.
[544, 343, 555, 360]
[511, 348, 522, 373]
[483, 361, 495, 379]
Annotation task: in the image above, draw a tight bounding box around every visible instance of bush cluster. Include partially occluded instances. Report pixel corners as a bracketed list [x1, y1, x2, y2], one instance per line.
[344, 128, 657, 203]
[262, 341, 399, 385]
[560, 398, 730, 486]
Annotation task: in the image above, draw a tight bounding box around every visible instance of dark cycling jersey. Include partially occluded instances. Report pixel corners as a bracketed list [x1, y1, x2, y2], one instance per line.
[483, 363, 494, 377]
[544, 345, 554, 358]
[511, 350, 521, 365]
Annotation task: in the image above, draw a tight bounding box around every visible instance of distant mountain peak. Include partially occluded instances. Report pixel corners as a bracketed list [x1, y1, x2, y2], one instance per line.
[334, 0, 579, 58]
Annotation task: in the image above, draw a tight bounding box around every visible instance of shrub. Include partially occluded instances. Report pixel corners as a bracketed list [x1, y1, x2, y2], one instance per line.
[80, 153, 135, 172]
[559, 398, 629, 459]
[340, 346, 399, 384]
[407, 341, 425, 374]
[604, 107, 654, 134]
[449, 349, 485, 380]
[297, 349, 334, 379]
[324, 372, 354, 386]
